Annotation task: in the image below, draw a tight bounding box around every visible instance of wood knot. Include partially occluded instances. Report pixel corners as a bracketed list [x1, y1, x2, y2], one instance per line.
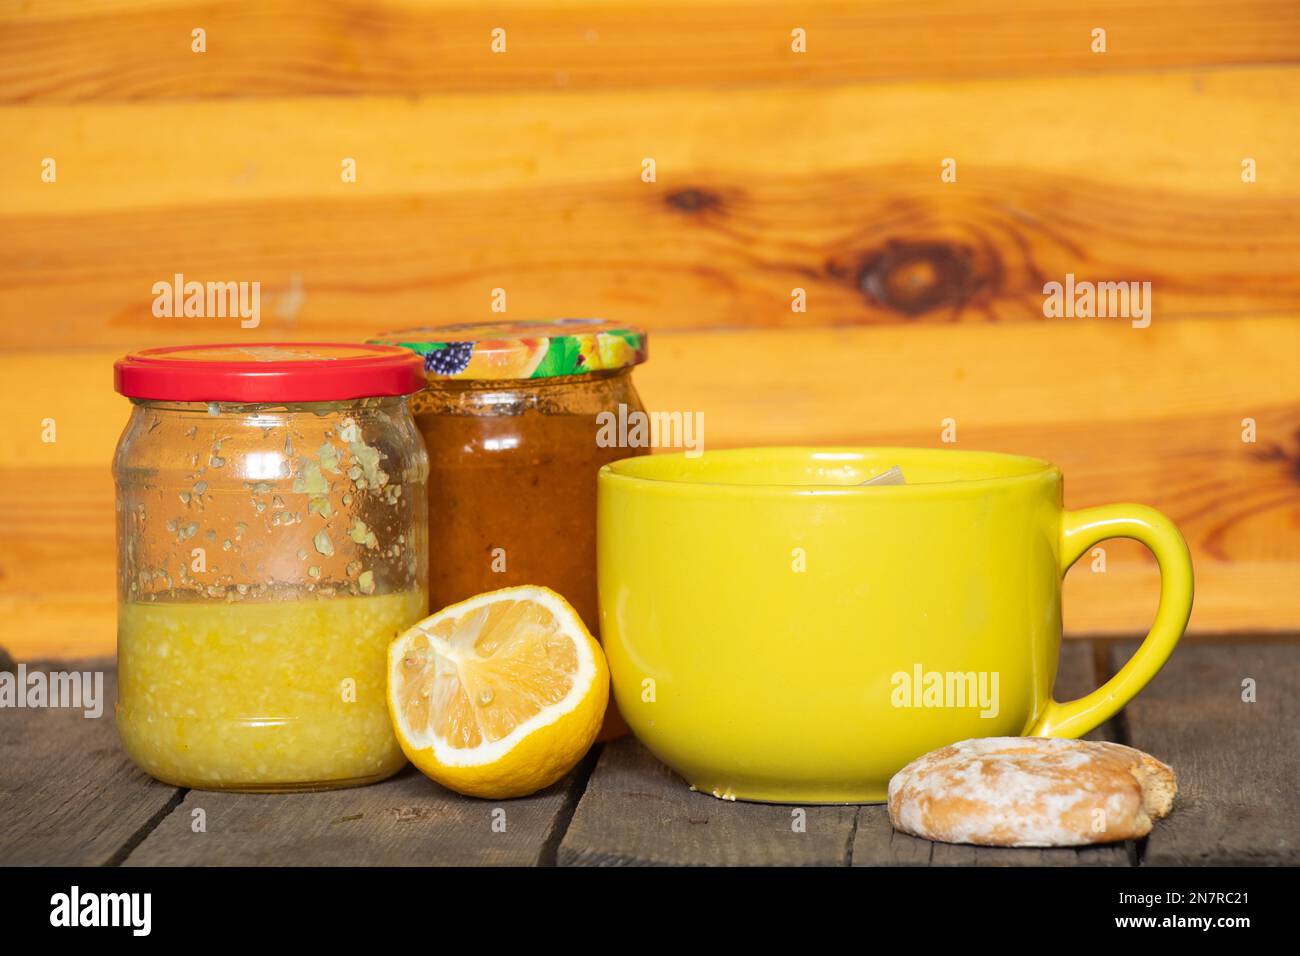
[1251, 426, 1300, 484]
[665, 188, 723, 213]
[855, 240, 988, 316]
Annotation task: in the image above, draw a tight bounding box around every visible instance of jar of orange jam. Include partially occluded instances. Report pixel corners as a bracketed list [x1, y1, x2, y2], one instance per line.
[112, 344, 429, 791]
[369, 320, 648, 737]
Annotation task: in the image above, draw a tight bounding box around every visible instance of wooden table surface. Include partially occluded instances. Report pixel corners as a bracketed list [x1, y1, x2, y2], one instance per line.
[3, 639, 1295, 867]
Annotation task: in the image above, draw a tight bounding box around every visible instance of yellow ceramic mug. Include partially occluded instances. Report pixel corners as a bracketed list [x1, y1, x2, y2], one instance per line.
[596, 447, 1194, 804]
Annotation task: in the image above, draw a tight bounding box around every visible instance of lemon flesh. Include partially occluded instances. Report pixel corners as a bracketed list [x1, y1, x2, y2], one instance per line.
[388, 586, 608, 798]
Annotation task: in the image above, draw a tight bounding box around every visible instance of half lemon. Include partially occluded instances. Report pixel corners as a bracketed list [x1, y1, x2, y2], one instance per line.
[387, 585, 609, 798]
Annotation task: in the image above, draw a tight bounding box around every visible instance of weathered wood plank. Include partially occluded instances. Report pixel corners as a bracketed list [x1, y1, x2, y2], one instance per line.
[2, 0, 1296, 102]
[851, 807, 932, 866]
[853, 642, 1131, 866]
[927, 841, 1130, 867]
[2, 643, 1295, 866]
[124, 758, 592, 867]
[558, 737, 858, 866]
[1117, 639, 1300, 865]
[0, 660, 184, 866]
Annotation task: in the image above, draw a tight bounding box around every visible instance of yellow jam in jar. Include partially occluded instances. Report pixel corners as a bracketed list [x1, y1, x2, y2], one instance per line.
[112, 344, 430, 791]
[117, 590, 425, 791]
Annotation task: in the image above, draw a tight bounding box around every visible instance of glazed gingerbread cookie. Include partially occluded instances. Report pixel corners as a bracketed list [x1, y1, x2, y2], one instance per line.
[888, 737, 1176, 847]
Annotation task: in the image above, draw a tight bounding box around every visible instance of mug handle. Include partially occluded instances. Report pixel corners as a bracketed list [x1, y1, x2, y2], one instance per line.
[1027, 504, 1194, 738]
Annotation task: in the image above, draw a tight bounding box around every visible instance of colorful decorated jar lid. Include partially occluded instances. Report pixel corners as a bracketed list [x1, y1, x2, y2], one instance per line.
[369, 319, 648, 381]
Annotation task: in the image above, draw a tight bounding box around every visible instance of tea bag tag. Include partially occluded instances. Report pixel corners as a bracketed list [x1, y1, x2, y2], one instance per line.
[860, 466, 906, 486]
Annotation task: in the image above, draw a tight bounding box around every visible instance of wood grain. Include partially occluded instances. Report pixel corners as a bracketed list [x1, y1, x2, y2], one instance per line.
[3, 69, 1298, 342]
[1, 645, 1293, 866]
[558, 737, 859, 865]
[1118, 640, 1300, 865]
[0, 661, 184, 865]
[5, 174, 1297, 345]
[0, 595, 117, 661]
[8, 319, 1297, 460]
[3, 316, 1298, 656]
[2, 0, 1297, 102]
[854, 642, 1132, 866]
[7, 69, 1289, 213]
[125, 763, 590, 866]
[2, 16, 1296, 650]
[851, 807, 934, 866]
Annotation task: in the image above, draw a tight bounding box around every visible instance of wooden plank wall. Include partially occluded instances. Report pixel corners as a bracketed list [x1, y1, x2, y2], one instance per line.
[2, 1, 1298, 657]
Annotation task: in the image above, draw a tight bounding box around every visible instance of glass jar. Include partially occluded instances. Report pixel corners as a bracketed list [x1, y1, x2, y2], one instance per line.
[112, 344, 429, 791]
[370, 321, 648, 738]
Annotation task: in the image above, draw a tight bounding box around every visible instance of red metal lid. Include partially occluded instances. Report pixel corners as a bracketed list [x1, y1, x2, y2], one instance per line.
[114, 343, 427, 403]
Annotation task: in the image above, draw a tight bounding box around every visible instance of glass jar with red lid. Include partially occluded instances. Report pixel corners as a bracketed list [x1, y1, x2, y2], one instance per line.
[112, 344, 429, 791]
[369, 320, 648, 738]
